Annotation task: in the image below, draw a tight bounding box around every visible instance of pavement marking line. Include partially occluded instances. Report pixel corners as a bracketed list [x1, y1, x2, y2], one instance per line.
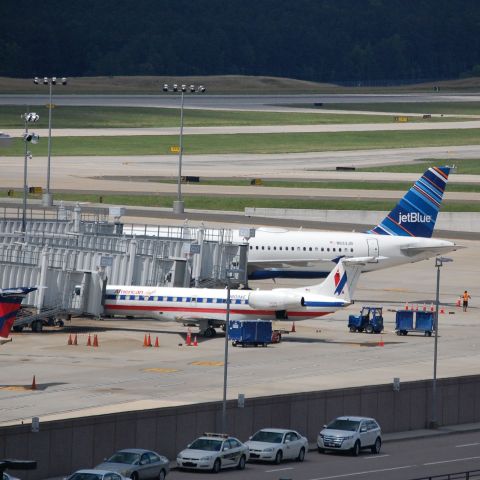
[143, 368, 178, 373]
[363, 454, 390, 459]
[308, 464, 416, 479]
[424, 455, 480, 466]
[456, 442, 480, 448]
[265, 467, 294, 473]
[190, 361, 224, 366]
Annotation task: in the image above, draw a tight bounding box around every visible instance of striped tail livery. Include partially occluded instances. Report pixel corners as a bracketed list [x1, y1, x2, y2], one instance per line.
[0, 287, 37, 344]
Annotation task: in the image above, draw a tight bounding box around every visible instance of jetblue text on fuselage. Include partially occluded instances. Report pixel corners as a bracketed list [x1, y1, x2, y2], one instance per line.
[398, 212, 432, 224]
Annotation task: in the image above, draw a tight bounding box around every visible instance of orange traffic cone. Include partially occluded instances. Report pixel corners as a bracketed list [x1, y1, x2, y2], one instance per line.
[378, 335, 384, 347]
[73, 334, 78, 346]
[67, 334, 73, 345]
[147, 334, 152, 347]
[456, 297, 461, 308]
[143, 334, 148, 347]
[31, 375, 37, 390]
[93, 334, 99, 347]
[193, 336, 198, 347]
[186, 330, 191, 346]
[430, 304, 434, 312]
[154, 336, 159, 348]
[291, 322, 296, 333]
[422, 303, 427, 312]
[405, 302, 409, 311]
[87, 334, 92, 346]
[440, 307, 445, 314]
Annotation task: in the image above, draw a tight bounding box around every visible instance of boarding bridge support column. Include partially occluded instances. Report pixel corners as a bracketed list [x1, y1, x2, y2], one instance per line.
[193, 228, 204, 287]
[72, 203, 82, 233]
[35, 247, 49, 311]
[126, 239, 137, 285]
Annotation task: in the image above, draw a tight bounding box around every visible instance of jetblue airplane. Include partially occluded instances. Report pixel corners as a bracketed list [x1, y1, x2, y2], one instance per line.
[239, 166, 460, 280]
[104, 257, 369, 337]
[0, 287, 36, 344]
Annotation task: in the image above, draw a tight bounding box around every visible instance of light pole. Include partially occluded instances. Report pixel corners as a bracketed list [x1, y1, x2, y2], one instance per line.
[162, 83, 206, 214]
[21, 112, 40, 233]
[430, 256, 453, 429]
[221, 268, 242, 434]
[33, 76, 67, 207]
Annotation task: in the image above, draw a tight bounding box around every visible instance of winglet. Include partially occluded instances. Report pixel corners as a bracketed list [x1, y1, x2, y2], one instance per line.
[367, 166, 451, 238]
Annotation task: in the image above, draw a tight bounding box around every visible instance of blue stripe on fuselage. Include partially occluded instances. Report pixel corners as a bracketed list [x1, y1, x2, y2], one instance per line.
[248, 270, 329, 280]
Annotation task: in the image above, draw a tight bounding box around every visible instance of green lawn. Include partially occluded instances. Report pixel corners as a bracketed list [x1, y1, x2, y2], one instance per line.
[4, 128, 480, 156]
[3, 191, 477, 212]
[360, 158, 480, 175]
[315, 102, 480, 116]
[0, 105, 398, 128]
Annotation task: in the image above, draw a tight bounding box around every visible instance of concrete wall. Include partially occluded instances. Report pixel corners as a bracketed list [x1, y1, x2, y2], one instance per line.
[2, 374, 480, 479]
[244, 208, 480, 233]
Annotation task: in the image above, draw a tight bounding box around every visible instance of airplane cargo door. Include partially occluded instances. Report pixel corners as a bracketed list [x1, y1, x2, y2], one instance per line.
[367, 238, 379, 257]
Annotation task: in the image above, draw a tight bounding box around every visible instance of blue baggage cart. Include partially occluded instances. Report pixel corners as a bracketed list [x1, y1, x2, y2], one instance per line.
[228, 320, 273, 347]
[395, 310, 435, 336]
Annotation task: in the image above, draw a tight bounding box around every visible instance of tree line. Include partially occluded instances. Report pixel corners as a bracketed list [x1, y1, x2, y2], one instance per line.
[1, 0, 480, 83]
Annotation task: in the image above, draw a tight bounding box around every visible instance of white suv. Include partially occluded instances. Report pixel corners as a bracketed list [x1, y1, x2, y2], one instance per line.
[317, 416, 382, 456]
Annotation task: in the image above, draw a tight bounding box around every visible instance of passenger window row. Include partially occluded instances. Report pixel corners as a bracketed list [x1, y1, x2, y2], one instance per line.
[250, 245, 354, 253]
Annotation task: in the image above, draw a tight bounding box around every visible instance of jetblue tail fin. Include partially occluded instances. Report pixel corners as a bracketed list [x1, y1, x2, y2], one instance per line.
[0, 287, 36, 341]
[304, 257, 372, 302]
[367, 166, 450, 238]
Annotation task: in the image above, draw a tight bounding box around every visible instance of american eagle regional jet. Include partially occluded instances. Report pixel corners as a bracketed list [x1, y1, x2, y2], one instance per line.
[104, 257, 370, 337]
[239, 166, 460, 280]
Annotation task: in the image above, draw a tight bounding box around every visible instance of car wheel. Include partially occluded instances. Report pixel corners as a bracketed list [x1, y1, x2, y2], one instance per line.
[318, 447, 325, 454]
[212, 458, 221, 473]
[349, 326, 356, 332]
[237, 455, 246, 470]
[297, 447, 305, 462]
[274, 450, 283, 464]
[351, 440, 361, 457]
[158, 469, 166, 480]
[365, 324, 374, 334]
[371, 437, 382, 454]
[130, 473, 139, 480]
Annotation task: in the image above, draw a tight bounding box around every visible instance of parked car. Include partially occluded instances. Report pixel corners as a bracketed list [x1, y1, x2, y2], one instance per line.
[3, 473, 20, 480]
[65, 469, 129, 480]
[245, 428, 308, 463]
[176, 432, 249, 473]
[95, 449, 169, 480]
[317, 416, 382, 456]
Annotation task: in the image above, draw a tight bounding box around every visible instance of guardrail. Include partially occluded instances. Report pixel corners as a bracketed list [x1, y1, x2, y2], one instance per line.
[411, 469, 480, 479]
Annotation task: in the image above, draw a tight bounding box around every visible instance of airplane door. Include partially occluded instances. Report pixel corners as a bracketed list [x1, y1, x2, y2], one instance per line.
[367, 238, 379, 257]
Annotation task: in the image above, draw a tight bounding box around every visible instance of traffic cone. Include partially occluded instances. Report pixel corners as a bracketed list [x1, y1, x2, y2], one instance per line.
[93, 334, 99, 347]
[291, 322, 296, 333]
[414, 304, 419, 312]
[154, 336, 159, 348]
[143, 334, 148, 347]
[186, 330, 191, 346]
[87, 334, 92, 346]
[67, 334, 73, 345]
[405, 302, 409, 311]
[147, 334, 152, 347]
[378, 335, 384, 347]
[456, 297, 461, 308]
[422, 303, 427, 312]
[430, 304, 434, 312]
[193, 336, 198, 347]
[31, 375, 37, 390]
[440, 307, 445, 314]
[73, 334, 78, 346]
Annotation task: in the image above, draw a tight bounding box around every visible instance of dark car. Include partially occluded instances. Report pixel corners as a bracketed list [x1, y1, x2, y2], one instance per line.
[95, 449, 169, 480]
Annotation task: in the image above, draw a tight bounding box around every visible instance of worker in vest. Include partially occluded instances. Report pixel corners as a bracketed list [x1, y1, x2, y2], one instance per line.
[462, 290, 471, 312]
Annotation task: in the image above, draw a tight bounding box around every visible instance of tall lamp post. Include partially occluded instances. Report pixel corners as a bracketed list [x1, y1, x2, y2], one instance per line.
[162, 83, 206, 214]
[430, 256, 453, 429]
[21, 112, 40, 233]
[33, 76, 67, 207]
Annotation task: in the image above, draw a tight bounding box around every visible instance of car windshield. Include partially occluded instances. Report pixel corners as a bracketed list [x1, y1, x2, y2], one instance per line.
[189, 438, 223, 451]
[250, 431, 284, 443]
[68, 474, 103, 480]
[107, 451, 141, 464]
[327, 419, 361, 432]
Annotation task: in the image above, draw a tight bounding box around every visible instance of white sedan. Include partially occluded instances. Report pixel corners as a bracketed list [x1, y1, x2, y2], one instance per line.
[245, 428, 308, 463]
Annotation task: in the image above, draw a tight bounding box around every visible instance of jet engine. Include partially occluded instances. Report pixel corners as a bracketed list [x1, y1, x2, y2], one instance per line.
[248, 290, 305, 310]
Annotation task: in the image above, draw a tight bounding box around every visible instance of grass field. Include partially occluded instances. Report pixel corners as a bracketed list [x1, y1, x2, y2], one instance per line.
[4, 128, 480, 156]
[360, 158, 480, 175]
[316, 102, 480, 116]
[3, 191, 478, 212]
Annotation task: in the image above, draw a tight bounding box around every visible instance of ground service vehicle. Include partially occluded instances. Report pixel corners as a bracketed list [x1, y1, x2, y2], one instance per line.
[245, 428, 308, 463]
[176, 432, 249, 473]
[229, 320, 273, 347]
[348, 306, 384, 333]
[95, 449, 169, 480]
[317, 416, 382, 456]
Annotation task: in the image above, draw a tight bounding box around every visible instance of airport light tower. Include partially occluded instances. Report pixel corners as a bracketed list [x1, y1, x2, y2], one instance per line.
[21, 112, 40, 233]
[33, 76, 67, 206]
[162, 83, 206, 214]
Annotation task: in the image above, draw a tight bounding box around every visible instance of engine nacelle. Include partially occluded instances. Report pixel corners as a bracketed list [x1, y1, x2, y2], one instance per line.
[248, 290, 305, 310]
